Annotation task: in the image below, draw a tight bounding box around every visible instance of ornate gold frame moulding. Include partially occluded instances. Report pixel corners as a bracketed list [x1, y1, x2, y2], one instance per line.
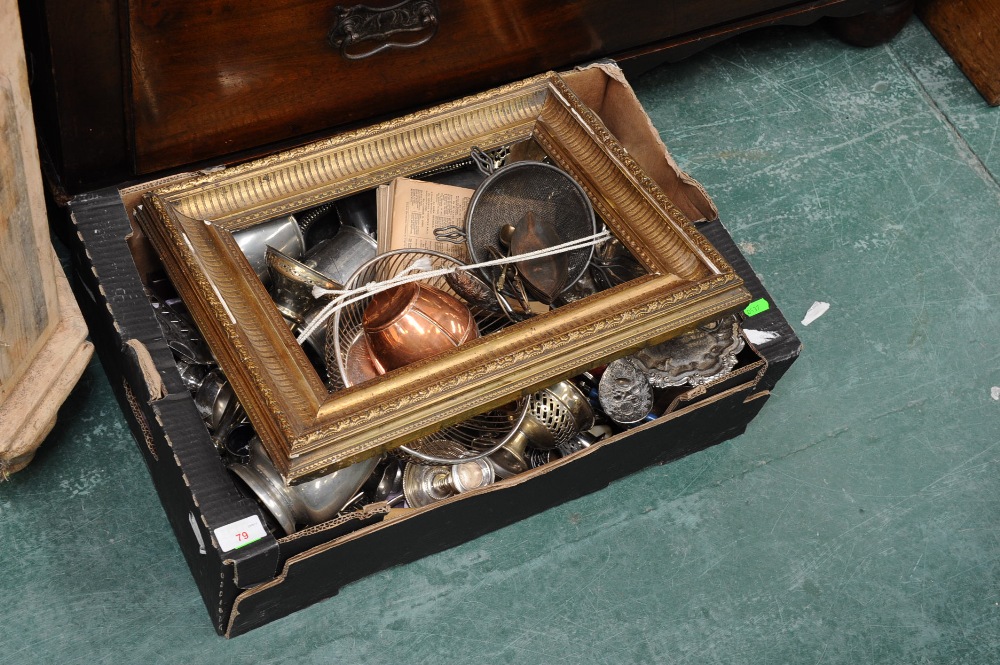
[136, 73, 750, 483]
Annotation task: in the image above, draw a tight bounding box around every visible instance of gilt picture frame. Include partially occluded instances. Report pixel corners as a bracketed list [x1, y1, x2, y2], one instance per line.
[136, 73, 750, 483]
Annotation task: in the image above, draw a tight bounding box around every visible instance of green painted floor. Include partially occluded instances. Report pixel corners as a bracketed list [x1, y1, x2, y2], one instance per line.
[3, 18, 998, 663]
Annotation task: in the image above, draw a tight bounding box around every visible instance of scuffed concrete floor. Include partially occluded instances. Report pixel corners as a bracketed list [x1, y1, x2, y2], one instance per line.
[2, 18, 997, 664]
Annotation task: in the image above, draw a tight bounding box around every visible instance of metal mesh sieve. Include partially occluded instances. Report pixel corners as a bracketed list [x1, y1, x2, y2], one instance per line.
[399, 397, 530, 465]
[324, 249, 528, 465]
[466, 160, 596, 300]
[326, 249, 510, 392]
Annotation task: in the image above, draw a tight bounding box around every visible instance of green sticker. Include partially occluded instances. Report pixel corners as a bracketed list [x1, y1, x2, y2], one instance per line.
[233, 536, 263, 550]
[743, 298, 770, 317]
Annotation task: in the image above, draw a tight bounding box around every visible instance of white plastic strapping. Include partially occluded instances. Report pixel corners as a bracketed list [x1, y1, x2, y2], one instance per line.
[295, 229, 613, 344]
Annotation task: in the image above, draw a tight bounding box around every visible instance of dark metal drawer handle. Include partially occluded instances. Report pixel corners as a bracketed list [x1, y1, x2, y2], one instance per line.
[328, 0, 439, 60]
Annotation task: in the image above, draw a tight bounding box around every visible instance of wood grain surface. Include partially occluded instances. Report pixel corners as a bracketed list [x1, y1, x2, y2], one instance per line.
[127, 0, 790, 173]
[0, 0, 92, 473]
[20, 0, 899, 191]
[918, 0, 1000, 105]
[0, 7, 58, 403]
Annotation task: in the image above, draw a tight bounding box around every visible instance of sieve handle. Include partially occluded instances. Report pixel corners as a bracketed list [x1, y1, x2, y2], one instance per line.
[470, 146, 496, 176]
[432, 225, 466, 243]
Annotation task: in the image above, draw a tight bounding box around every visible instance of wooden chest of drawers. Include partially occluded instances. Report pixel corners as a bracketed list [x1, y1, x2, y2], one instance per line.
[20, 0, 903, 194]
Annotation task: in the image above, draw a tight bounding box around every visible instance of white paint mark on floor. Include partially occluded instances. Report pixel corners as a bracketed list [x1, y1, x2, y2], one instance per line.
[990, 386, 1000, 401]
[801, 301, 830, 326]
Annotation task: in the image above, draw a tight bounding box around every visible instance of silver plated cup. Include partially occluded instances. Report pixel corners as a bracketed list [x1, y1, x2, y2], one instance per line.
[266, 247, 342, 325]
[306, 226, 377, 284]
[402, 444, 495, 508]
[267, 226, 378, 325]
[489, 380, 594, 478]
[233, 214, 306, 286]
[193, 370, 235, 432]
[229, 438, 379, 535]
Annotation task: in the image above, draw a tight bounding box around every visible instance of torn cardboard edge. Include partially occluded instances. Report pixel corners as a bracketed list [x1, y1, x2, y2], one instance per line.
[123, 338, 167, 400]
[223, 375, 769, 636]
[231, 370, 769, 591]
[568, 61, 718, 223]
[240, 334, 769, 582]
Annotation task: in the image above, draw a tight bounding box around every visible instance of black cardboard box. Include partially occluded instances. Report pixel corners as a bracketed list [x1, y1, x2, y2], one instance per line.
[65, 64, 800, 637]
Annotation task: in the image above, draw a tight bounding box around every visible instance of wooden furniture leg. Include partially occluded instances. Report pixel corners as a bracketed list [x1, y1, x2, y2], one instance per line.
[826, 0, 916, 46]
[918, 0, 1000, 105]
